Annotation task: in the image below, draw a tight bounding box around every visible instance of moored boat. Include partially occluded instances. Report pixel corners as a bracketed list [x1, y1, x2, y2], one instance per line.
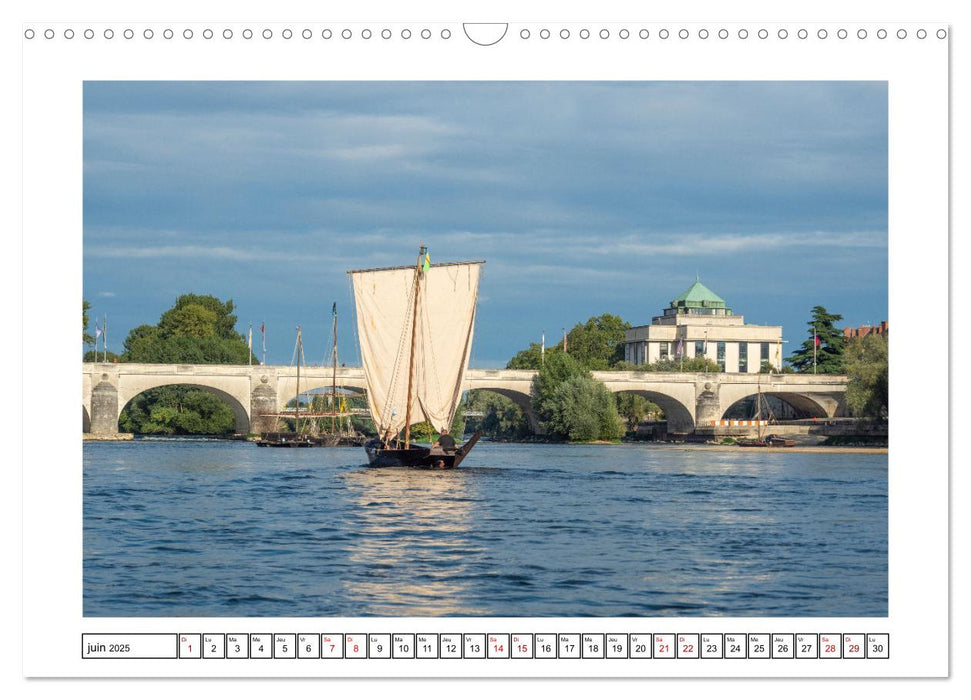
[734, 376, 794, 447]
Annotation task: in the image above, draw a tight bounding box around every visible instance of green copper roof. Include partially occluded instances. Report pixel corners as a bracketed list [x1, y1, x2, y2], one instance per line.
[671, 279, 726, 307]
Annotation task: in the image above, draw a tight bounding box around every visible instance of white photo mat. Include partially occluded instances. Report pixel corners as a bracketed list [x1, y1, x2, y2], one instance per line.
[22, 19, 947, 678]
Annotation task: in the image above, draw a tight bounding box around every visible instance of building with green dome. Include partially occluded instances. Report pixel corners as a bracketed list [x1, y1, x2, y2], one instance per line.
[624, 277, 784, 372]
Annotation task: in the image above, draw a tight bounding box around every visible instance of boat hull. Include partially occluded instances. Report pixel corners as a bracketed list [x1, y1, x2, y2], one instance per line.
[364, 431, 482, 468]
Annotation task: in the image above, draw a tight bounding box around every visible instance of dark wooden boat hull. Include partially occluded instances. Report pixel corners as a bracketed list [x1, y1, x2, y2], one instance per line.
[364, 431, 482, 468]
[736, 434, 796, 448]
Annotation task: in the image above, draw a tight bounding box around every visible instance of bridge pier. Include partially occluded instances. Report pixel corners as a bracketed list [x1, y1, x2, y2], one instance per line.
[250, 381, 279, 435]
[694, 381, 722, 431]
[89, 377, 119, 436]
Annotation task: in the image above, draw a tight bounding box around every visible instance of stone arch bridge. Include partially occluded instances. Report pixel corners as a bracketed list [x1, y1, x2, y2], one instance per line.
[83, 363, 847, 437]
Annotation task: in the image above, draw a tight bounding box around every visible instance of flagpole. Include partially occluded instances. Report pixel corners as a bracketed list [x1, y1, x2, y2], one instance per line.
[813, 324, 817, 374]
[262, 320, 266, 366]
[541, 329, 545, 366]
[103, 313, 107, 363]
[248, 324, 253, 366]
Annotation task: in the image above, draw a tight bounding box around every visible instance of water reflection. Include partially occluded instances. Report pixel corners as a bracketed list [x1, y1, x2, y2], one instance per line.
[339, 466, 487, 615]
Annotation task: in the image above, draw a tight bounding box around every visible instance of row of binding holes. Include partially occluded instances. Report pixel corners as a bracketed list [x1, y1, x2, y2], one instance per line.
[24, 27, 452, 40]
[517, 27, 945, 40]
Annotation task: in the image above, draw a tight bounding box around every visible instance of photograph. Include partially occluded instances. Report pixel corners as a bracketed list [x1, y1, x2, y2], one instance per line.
[81, 80, 889, 618]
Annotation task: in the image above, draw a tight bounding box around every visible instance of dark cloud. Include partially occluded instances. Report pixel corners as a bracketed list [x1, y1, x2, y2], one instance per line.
[84, 81, 887, 366]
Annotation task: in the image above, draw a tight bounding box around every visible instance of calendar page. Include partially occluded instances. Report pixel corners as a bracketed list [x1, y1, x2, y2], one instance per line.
[18, 0, 950, 685]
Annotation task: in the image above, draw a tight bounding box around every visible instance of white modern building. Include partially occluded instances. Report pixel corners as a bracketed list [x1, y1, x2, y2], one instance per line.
[624, 278, 784, 373]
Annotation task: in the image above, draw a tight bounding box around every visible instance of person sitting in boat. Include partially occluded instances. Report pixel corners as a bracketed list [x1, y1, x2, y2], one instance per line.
[433, 430, 457, 454]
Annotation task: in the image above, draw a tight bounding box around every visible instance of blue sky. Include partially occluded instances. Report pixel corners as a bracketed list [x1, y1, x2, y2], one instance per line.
[83, 81, 887, 368]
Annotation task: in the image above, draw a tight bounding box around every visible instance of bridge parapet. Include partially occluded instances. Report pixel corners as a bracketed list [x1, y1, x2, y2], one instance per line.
[81, 363, 848, 436]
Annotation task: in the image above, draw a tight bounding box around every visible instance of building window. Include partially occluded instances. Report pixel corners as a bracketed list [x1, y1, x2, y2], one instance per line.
[660, 343, 668, 360]
[717, 341, 726, 371]
[761, 342, 770, 366]
[695, 340, 705, 357]
[739, 343, 748, 373]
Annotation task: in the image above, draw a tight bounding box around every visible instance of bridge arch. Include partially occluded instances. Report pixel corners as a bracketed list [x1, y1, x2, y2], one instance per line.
[288, 382, 368, 399]
[82, 405, 91, 433]
[118, 381, 251, 434]
[609, 389, 695, 434]
[467, 386, 540, 433]
[720, 391, 830, 421]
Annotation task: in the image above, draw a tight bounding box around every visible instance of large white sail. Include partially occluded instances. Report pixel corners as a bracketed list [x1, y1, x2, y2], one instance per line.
[350, 260, 482, 436]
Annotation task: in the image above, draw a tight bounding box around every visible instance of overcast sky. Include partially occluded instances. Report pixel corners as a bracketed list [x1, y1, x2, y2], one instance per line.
[83, 81, 887, 368]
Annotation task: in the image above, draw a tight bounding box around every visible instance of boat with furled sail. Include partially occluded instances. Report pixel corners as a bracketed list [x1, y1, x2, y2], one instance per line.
[349, 246, 484, 468]
[735, 375, 796, 448]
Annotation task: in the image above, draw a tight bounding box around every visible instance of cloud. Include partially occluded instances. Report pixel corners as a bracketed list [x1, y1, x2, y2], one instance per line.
[86, 244, 327, 264]
[82, 81, 888, 364]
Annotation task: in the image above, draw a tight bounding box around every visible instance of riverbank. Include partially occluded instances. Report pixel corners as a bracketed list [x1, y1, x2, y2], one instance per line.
[673, 444, 887, 455]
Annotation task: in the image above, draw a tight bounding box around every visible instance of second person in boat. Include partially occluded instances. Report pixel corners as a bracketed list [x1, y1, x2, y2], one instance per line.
[433, 430, 457, 455]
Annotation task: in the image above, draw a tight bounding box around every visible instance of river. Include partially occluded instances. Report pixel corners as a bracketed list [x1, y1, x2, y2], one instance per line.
[83, 440, 887, 617]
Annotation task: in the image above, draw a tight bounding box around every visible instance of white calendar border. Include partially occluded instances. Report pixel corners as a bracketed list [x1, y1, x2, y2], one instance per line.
[19, 7, 948, 681]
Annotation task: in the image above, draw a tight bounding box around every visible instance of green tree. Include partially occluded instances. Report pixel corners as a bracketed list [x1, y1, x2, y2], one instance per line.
[544, 374, 622, 442]
[83, 300, 95, 346]
[531, 353, 620, 441]
[649, 356, 721, 373]
[122, 325, 160, 359]
[760, 359, 795, 374]
[119, 386, 236, 435]
[120, 295, 255, 365]
[506, 314, 630, 371]
[616, 393, 649, 433]
[844, 333, 889, 420]
[565, 314, 630, 369]
[614, 356, 721, 373]
[787, 306, 845, 373]
[83, 350, 120, 363]
[531, 352, 586, 421]
[507, 343, 562, 370]
[159, 294, 242, 340]
[158, 304, 219, 339]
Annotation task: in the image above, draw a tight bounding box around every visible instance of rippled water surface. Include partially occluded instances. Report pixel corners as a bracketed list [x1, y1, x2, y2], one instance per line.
[84, 440, 887, 617]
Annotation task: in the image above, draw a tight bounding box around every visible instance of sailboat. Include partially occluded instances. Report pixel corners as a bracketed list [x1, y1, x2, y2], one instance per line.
[256, 310, 365, 447]
[736, 376, 795, 448]
[349, 246, 484, 468]
[257, 325, 315, 447]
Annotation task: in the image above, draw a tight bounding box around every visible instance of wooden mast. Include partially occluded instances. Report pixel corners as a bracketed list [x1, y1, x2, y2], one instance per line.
[403, 245, 425, 450]
[755, 373, 763, 442]
[331, 302, 338, 435]
[295, 326, 302, 435]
